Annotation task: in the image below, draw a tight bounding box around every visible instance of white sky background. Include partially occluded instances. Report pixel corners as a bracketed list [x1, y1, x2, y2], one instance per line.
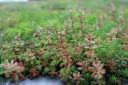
[0, 0, 28, 2]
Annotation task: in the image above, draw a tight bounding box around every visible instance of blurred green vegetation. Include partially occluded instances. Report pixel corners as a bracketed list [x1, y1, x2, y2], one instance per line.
[0, 0, 128, 59]
[0, 0, 128, 84]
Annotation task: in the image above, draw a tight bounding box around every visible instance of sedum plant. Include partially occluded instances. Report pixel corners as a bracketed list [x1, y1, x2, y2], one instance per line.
[0, 60, 25, 81]
[0, 13, 128, 85]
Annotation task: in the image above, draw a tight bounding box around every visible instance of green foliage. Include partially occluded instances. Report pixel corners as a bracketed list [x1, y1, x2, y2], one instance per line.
[109, 75, 119, 85]
[0, 67, 4, 75]
[0, 0, 128, 85]
[121, 68, 128, 78]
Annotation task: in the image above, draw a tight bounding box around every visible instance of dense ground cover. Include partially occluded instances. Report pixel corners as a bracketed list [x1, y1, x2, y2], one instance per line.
[0, 0, 128, 85]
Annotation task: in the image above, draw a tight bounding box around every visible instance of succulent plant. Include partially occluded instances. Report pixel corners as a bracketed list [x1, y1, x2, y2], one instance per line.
[1, 60, 25, 81]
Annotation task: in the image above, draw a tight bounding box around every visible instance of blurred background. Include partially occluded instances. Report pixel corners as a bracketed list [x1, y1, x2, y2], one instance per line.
[0, 0, 128, 38]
